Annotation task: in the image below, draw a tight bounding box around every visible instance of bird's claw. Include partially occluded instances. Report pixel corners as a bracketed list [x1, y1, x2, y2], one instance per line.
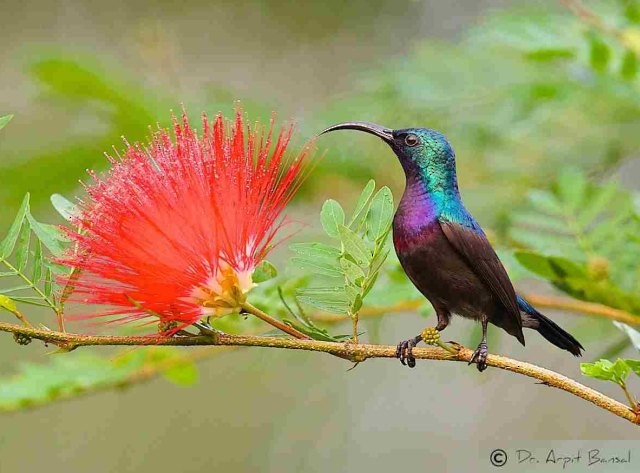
[395, 335, 423, 368]
[469, 341, 488, 372]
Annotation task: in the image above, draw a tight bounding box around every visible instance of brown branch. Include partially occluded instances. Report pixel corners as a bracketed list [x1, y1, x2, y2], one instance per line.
[522, 293, 640, 326]
[0, 320, 638, 425]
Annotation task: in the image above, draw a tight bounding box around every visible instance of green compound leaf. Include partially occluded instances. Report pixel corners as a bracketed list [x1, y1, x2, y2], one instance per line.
[1, 193, 71, 314]
[295, 181, 394, 321]
[0, 348, 201, 412]
[581, 358, 631, 385]
[511, 171, 640, 315]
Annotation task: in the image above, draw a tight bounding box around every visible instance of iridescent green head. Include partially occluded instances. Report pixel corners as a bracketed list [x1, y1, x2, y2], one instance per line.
[320, 122, 457, 181]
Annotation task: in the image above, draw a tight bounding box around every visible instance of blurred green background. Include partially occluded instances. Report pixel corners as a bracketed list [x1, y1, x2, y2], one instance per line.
[2, 0, 640, 471]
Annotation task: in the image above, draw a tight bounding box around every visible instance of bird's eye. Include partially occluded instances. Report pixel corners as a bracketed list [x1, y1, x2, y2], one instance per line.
[404, 134, 419, 147]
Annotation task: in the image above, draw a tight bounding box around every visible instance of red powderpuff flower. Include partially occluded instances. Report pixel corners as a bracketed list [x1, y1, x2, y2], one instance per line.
[60, 108, 314, 330]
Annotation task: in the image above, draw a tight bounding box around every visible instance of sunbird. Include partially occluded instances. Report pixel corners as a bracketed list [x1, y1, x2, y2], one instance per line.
[320, 122, 583, 371]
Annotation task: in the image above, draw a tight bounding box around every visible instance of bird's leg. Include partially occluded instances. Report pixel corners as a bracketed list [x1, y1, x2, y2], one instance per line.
[395, 308, 450, 368]
[192, 321, 221, 337]
[469, 317, 489, 372]
[434, 308, 451, 332]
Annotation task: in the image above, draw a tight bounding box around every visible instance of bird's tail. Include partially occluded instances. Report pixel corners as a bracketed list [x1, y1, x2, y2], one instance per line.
[517, 295, 584, 356]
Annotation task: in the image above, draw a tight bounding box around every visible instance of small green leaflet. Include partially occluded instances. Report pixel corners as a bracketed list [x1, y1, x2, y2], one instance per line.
[297, 288, 351, 314]
[320, 200, 345, 238]
[366, 186, 394, 241]
[337, 224, 370, 265]
[26, 213, 68, 256]
[0, 114, 13, 131]
[253, 260, 278, 283]
[50, 193, 80, 221]
[0, 194, 30, 258]
[290, 242, 342, 278]
[588, 33, 611, 72]
[16, 217, 31, 271]
[625, 359, 640, 376]
[514, 251, 585, 281]
[0, 294, 19, 315]
[340, 257, 366, 285]
[348, 179, 376, 227]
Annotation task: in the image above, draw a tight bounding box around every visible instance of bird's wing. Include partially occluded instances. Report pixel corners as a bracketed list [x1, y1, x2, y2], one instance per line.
[439, 217, 522, 331]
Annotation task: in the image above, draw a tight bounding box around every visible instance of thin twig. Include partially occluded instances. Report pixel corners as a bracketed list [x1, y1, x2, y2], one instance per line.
[0, 320, 638, 425]
[560, 0, 618, 36]
[620, 383, 639, 413]
[241, 301, 310, 340]
[11, 308, 32, 328]
[560, 0, 640, 53]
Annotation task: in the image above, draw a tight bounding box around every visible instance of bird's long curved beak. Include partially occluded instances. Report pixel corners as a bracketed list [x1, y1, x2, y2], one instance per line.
[319, 121, 393, 143]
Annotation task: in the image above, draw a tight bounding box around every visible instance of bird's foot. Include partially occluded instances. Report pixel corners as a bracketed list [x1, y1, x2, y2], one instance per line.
[192, 321, 221, 338]
[469, 341, 488, 372]
[395, 335, 423, 368]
